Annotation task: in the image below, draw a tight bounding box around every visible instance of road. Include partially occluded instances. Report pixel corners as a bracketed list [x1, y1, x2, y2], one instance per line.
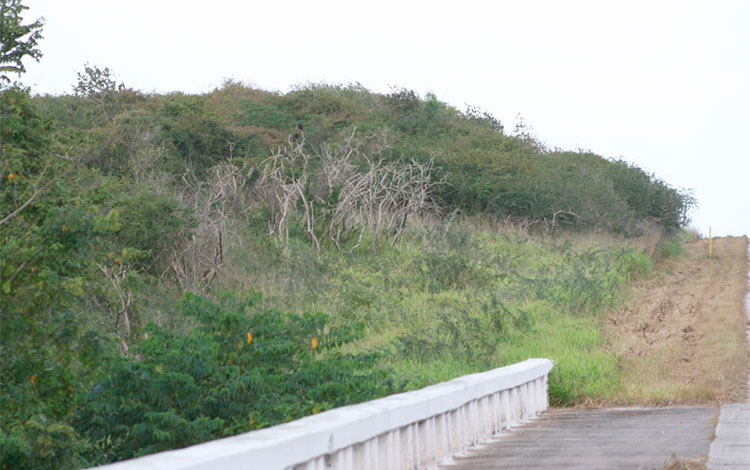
[442, 406, 716, 469]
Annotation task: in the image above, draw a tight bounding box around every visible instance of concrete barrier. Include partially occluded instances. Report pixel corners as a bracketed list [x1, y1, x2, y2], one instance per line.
[93, 358, 553, 470]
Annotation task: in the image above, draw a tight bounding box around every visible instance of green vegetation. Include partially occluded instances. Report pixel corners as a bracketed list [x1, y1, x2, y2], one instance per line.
[1, 3, 694, 467]
[0, 0, 43, 82]
[74, 292, 394, 464]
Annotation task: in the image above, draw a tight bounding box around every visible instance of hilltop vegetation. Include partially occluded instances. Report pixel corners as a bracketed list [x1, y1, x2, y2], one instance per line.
[36, 76, 692, 235]
[1, 10, 696, 467]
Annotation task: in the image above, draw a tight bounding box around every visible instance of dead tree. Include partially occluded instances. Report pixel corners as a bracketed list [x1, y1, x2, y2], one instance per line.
[95, 260, 133, 355]
[168, 161, 250, 290]
[255, 129, 441, 254]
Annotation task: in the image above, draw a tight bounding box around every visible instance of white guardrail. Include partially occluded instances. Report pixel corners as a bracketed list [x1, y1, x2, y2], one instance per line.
[95, 358, 553, 470]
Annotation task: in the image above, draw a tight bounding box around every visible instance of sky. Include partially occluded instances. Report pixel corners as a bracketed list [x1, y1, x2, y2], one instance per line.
[20, 0, 750, 237]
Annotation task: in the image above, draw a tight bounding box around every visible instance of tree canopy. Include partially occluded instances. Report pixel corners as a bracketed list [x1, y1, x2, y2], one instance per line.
[0, 0, 44, 83]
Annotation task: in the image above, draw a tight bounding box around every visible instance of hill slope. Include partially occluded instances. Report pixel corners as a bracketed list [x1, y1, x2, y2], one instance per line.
[1, 79, 698, 469]
[607, 236, 749, 405]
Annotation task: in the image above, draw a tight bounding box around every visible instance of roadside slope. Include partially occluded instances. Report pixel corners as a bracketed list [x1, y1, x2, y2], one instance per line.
[606, 236, 749, 405]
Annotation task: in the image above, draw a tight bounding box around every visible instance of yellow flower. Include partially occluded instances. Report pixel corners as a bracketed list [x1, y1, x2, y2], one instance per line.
[30, 375, 36, 383]
[311, 337, 318, 349]
[247, 332, 253, 345]
[8, 173, 14, 181]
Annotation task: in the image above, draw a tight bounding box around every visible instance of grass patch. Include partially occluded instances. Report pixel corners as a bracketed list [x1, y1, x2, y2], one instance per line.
[217, 218, 650, 406]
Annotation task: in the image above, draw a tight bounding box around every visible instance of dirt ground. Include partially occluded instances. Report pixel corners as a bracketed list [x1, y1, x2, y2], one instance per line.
[604, 235, 749, 405]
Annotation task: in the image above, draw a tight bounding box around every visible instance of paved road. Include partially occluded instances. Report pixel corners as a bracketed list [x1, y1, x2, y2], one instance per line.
[708, 403, 750, 469]
[442, 406, 717, 470]
[708, 252, 750, 470]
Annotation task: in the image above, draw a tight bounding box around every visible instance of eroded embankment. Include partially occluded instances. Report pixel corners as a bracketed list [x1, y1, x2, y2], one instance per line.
[605, 235, 750, 405]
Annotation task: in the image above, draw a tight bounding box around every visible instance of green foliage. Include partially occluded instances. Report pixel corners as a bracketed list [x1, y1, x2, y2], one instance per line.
[0, 86, 82, 315]
[241, 101, 296, 130]
[72, 63, 124, 122]
[73, 63, 120, 96]
[99, 181, 193, 273]
[413, 248, 491, 292]
[657, 238, 684, 259]
[0, 0, 43, 83]
[0, 84, 183, 470]
[1, 86, 95, 470]
[2, 38, 693, 468]
[76, 291, 396, 464]
[379, 231, 643, 403]
[34, 78, 694, 235]
[0, 417, 82, 470]
[605, 159, 695, 233]
[0, 314, 105, 470]
[157, 94, 239, 174]
[619, 249, 654, 278]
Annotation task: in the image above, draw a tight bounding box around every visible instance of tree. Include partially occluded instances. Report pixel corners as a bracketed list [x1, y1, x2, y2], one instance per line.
[0, 5, 93, 468]
[0, 0, 44, 83]
[73, 63, 124, 121]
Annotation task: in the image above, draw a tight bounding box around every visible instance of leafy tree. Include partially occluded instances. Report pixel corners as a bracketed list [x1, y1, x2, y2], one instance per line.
[0, 8, 97, 467]
[0, 0, 43, 83]
[73, 63, 124, 122]
[0, 86, 94, 470]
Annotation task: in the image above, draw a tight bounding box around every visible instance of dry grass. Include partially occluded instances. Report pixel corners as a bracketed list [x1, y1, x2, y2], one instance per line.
[659, 453, 706, 470]
[605, 236, 749, 405]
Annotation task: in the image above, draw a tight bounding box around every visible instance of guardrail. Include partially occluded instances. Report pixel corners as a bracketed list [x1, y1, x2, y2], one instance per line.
[94, 358, 553, 470]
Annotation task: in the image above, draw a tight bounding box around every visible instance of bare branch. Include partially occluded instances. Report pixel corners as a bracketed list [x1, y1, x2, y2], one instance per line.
[0, 161, 53, 228]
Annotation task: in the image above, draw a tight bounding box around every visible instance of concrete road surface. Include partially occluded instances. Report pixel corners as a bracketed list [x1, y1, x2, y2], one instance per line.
[708, 403, 750, 469]
[442, 406, 717, 470]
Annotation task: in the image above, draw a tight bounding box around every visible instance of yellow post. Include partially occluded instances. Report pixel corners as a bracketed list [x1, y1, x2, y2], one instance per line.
[708, 226, 712, 257]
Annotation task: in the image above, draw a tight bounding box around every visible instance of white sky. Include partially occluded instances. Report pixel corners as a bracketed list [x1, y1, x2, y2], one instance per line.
[22, 0, 750, 237]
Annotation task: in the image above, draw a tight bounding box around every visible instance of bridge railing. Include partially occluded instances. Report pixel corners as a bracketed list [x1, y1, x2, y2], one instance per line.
[94, 358, 553, 470]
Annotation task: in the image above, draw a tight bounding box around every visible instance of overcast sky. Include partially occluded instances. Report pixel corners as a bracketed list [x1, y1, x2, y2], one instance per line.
[22, 0, 750, 237]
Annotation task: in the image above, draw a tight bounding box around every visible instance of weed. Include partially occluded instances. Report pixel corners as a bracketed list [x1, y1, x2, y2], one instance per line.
[657, 239, 684, 259]
[660, 454, 706, 470]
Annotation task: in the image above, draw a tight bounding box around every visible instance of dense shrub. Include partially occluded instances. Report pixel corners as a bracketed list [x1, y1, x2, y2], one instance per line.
[35, 81, 694, 235]
[76, 291, 397, 465]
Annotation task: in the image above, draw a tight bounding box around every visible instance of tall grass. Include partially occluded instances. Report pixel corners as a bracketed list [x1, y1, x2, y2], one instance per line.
[216, 217, 653, 405]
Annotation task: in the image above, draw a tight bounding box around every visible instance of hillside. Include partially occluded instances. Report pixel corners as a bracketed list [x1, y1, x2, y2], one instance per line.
[607, 236, 749, 405]
[34, 77, 693, 233]
[2, 73, 698, 468]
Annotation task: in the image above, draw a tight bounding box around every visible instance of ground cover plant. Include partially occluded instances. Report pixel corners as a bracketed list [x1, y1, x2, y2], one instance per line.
[218, 220, 655, 406]
[0, 5, 702, 467]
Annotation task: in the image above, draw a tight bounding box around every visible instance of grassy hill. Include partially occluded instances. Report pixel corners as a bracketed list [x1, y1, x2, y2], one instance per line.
[36, 80, 693, 233]
[1, 75, 696, 468]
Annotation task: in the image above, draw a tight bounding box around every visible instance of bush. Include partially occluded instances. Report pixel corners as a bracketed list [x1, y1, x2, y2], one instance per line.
[157, 94, 238, 174]
[76, 291, 398, 465]
[101, 181, 193, 273]
[35, 83, 695, 235]
[657, 238, 684, 259]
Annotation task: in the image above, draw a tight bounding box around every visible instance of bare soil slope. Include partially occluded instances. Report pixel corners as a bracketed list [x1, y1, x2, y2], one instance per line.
[606, 236, 749, 405]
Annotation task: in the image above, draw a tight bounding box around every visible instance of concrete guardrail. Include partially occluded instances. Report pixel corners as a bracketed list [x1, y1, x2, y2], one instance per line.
[94, 358, 553, 470]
